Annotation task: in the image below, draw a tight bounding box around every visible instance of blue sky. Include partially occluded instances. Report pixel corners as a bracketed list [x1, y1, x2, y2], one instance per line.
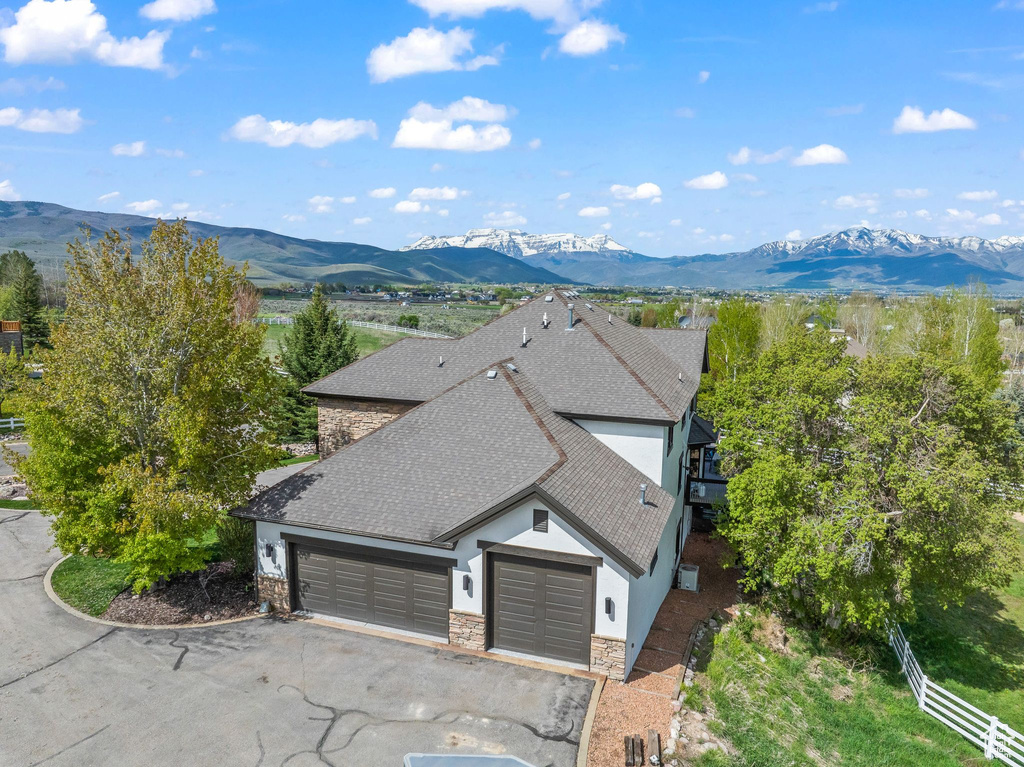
[0, 0, 1021, 257]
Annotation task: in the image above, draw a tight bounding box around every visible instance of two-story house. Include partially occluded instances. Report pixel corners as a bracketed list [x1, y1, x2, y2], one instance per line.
[235, 291, 708, 680]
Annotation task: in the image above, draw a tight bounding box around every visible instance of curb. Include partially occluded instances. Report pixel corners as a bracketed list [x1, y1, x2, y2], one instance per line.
[577, 674, 605, 767]
[44, 554, 267, 631]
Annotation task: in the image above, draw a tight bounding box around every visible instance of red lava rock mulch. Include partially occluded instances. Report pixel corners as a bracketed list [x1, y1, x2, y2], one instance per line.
[102, 561, 259, 625]
[586, 532, 740, 767]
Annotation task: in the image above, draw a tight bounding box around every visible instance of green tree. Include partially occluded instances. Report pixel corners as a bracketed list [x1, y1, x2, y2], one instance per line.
[0, 250, 48, 348]
[11, 221, 279, 590]
[710, 327, 1021, 632]
[707, 297, 762, 383]
[398, 313, 420, 329]
[0, 346, 26, 417]
[279, 284, 358, 387]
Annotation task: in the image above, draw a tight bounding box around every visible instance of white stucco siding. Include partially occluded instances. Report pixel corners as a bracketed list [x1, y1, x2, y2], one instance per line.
[255, 496, 632, 640]
[624, 500, 685, 675]
[574, 418, 666, 486]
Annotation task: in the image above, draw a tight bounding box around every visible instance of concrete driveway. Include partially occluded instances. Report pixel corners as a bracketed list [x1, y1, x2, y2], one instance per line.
[0, 511, 594, 767]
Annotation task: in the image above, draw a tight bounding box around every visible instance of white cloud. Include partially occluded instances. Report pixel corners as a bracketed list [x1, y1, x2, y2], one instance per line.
[353, 216, 371, 225]
[578, 205, 609, 217]
[834, 193, 878, 212]
[0, 0, 169, 70]
[125, 199, 161, 213]
[610, 182, 661, 201]
[111, 140, 146, 156]
[282, 213, 305, 223]
[978, 213, 1004, 225]
[409, 0, 579, 25]
[914, 209, 931, 220]
[369, 187, 396, 198]
[733, 173, 758, 182]
[692, 227, 705, 235]
[727, 146, 788, 165]
[409, 96, 512, 123]
[97, 191, 119, 202]
[528, 137, 541, 149]
[155, 147, 185, 158]
[308, 195, 334, 214]
[140, 0, 216, 21]
[0, 106, 82, 133]
[600, 222, 612, 230]
[792, 143, 848, 166]
[367, 26, 499, 83]
[697, 70, 710, 84]
[189, 46, 206, 59]
[410, 186, 461, 200]
[188, 168, 204, 177]
[340, 196, 356, 204]
[804, 1, 838, 12]
[684, 171, 728, 190]
[674, 107, 695, 118]
[892, 210, 908, 218]
[437, 208, 449, 217]
[484, 210, 527, 226]
[786, 229, 802, 240]
[430, 162, 444, 172]
[669, 218, 681, 226]
[957, 189, 998, 201]
[945, 208, 1004, 226]
[0, 179, 21, 200]
[558, 20, 625, 56]
[228, 114, 377, 148]
[0, 75, 64, 95]
[368, 26, 499, 82]
[892, 106, 977, 134]
[393, 200, 429, 213]
[557, 192, 571, 200]
[894, 187, 929, 199]
[717, 233, 735, 243]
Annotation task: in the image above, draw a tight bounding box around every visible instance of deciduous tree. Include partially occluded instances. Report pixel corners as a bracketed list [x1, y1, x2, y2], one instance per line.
[12, 221, 278, 590]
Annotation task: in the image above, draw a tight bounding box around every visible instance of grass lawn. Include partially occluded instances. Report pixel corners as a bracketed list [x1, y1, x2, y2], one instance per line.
[277, 454, 318, 467]
[260, 322, 405, 360]
[51, 555, 131, 616]
[692, 613, 976, 767]
[903, 519, 1024, 729]
[0, 498, 38, 509]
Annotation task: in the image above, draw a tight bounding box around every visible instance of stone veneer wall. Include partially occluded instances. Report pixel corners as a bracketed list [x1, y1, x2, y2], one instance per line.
[317, 397, 414, 457]
[448, 609, 486, 651]
[590, 634, 627, 681]
[257, 574, 290, 613]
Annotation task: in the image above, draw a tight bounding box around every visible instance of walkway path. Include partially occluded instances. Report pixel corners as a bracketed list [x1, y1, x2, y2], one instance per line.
[586, 533, 740, 766]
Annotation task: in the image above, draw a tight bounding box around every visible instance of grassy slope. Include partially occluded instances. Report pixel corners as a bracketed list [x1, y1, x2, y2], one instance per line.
[695, 615, 975, 767]
[695, 521, 1024, 766]
[51, 556, 131, 616]
[904, 520, 1024, 729]
[260, 322, 405, 361]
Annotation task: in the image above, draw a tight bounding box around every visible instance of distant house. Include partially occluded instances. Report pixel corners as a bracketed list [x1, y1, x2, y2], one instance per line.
[0, 321, 23, 356]
[236, 291, 709, 681]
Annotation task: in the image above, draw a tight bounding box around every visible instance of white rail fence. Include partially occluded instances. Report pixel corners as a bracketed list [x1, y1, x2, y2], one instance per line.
[888, 623, 1024, 765]
[254, 317, 452, 339]
[0, 417, 24, 430]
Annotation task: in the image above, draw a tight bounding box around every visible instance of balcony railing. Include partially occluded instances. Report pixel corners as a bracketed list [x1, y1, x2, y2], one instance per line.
[1, 321, 21, 332]
[687, 476, 728, 508]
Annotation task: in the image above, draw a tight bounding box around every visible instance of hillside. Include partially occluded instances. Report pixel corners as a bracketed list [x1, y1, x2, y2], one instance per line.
[0, 202, 568, 287]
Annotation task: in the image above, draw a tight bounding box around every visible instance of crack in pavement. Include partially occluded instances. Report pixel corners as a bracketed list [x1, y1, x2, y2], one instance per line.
[0, 628, 118, 690]
[169, 631, 190, 671]
[254, 731, 265, 767]
[0, 511, 29, 525]
[0, 571, 45, 583]
[27, 724, 111, 767]
[278, 685, 344, 767]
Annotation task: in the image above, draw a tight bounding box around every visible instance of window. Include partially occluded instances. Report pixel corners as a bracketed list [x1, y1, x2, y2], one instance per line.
[666, 423, 674, 456]
[649, 549, 659, 576]
[677, 453, 684, 494]
[533, 509, 548, 533]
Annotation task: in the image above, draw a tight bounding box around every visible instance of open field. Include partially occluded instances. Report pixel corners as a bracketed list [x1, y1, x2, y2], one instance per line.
[260, 321, 407, 361]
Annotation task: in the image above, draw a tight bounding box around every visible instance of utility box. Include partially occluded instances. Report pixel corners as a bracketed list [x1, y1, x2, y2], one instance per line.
[676, 564, 699, 592]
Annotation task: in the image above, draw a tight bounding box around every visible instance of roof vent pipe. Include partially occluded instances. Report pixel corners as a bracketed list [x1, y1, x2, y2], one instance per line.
[567, 303, 575, 330]
[542, 312, 549, 328]
[522, 327, 527, 347]
[439, 356, 444, 367]
[608, 314, 613, 324]
[640, 483, 648, 506]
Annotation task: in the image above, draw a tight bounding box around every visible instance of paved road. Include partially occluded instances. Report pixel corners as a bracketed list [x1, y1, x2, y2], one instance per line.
[0, 441, 27, 477]
[0, 512, 593, 767]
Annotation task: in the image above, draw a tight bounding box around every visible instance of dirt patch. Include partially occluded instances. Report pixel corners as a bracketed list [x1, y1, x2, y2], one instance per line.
[830, 683, 854, 702]
[102, 562, 258, 625]
[755, 611, 790, 656]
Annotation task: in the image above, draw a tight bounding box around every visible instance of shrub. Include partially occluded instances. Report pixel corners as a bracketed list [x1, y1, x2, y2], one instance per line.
[216, 516, 255, 577]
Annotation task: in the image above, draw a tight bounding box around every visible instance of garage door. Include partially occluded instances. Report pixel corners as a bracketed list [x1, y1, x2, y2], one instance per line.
[293, 544, 450, 638]
[489, 554, 594, 664]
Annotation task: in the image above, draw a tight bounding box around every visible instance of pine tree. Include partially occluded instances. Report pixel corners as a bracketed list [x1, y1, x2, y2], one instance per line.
[0, 250, 48, 349]
[279, 284, 358, 386]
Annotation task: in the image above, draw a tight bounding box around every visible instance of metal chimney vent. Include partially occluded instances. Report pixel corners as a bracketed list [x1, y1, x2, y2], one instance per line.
[567, 303, 575, 330]
[640, 483, 648, 506]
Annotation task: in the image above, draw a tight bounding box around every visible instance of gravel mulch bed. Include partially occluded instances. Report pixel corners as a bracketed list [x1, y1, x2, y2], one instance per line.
[102, 561, 259, 625]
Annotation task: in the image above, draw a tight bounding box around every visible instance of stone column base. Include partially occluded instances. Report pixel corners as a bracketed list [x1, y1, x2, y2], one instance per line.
[257, 574, 290, 613]
[449, 609, 486, 650]
[590, 634, 626, 681]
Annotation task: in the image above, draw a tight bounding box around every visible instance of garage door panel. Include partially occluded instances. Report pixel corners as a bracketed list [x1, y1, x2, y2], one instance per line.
[490, 554, 593, 665]
[292, 545, 449, 638]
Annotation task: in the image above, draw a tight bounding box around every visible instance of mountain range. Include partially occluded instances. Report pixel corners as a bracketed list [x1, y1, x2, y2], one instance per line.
[0, 202, 566, 287]
[3, 201, 1024, 291]
[405, 227, 1024, 291]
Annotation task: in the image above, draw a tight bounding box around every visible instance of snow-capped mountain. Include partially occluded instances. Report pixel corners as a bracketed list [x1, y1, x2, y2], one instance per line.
[403, 228, 637, 260]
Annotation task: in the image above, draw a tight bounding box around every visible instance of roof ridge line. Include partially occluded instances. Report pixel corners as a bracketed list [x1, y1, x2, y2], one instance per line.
[498, 364, 567, 484]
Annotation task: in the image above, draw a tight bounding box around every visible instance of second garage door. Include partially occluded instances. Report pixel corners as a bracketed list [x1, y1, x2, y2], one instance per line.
[489, 553, 594, 665]
[293, 544, 450, 638]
